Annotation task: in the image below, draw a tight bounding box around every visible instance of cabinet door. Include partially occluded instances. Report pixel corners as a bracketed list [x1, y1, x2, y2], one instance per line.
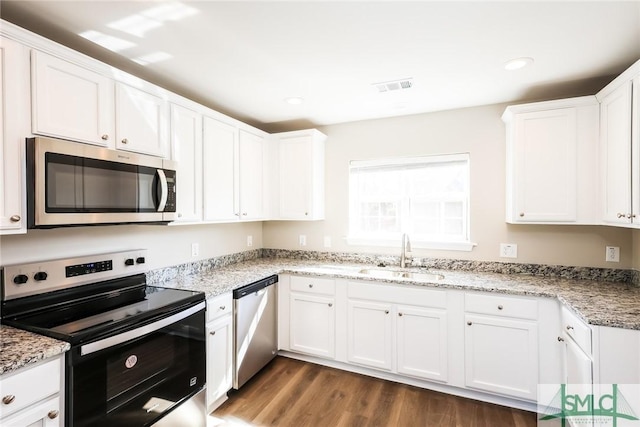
[1, 396, 61, 427]
[512, 108, 577, 222]
[238, 130, 265, 220]
[0, 37, 29, 234]
[202, 116, 238, 221]
[347, 299, 393, 370]
[206, 315, 233, 407]
[31, 50, 114, 146]
[115, 82, 168, 157]
[279, 136, 312, 219]
[397, 305, 448, 382]
[464, 314, 538, 400]
[170, 104, 202, 223]
[600, 81, 633, 224]
[290, 292, 335, 359]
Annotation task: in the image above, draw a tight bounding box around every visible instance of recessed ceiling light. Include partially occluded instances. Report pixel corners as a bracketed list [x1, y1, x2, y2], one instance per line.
[504, 57, 534, 71]
[284, 97, 304, 105]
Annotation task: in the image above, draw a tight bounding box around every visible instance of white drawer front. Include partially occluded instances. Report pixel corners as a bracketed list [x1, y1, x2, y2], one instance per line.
[348, 281, 447, 308]
[207, 293, 233, 322]
[0, 358, 61, 419]
[561, 305, 592, 355]
[465, 292, 538, 320]
[290, 276, 335, 295]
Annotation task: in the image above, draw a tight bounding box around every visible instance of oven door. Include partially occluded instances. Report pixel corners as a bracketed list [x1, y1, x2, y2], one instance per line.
[27, 136, 177, 228]
[67, 303, 206, 427]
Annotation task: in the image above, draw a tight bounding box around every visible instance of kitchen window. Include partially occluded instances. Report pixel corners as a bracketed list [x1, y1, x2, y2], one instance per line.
[348, 153, 474, 251]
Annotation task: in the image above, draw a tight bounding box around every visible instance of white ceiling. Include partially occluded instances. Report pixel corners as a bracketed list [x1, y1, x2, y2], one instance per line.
[2, 1, 640, 131]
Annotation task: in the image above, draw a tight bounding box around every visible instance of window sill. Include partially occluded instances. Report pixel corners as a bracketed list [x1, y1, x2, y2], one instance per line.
[345, 237, 477, 252]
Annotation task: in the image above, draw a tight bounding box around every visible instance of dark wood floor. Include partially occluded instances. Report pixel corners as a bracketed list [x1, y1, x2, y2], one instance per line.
[210, 357, 537, 427]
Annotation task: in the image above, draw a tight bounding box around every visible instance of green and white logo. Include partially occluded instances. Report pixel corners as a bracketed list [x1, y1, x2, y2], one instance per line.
[538, 384, 640, 427]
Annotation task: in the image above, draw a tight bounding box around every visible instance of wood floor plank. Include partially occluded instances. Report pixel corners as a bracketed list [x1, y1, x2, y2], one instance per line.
[212, 357, 538, 427]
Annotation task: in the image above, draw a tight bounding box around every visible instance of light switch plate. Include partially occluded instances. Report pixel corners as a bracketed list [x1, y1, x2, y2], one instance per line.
[606, 246, 620, 262]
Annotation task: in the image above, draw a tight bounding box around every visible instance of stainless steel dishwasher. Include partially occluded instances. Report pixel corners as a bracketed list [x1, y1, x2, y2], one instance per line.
[233, 275, 278, 389]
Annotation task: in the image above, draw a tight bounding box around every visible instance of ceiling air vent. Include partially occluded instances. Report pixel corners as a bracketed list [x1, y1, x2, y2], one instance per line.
[373, 78, 414, 93]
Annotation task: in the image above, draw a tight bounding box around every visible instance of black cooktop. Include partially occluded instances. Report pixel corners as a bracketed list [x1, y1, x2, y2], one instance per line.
[1, 274, 204, 345]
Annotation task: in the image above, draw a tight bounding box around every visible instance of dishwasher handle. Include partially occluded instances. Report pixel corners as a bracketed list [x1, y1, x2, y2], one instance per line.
[233, 275, 278, 299]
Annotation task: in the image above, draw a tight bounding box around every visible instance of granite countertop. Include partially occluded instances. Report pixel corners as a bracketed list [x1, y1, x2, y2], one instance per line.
[157, 258, 640, 330]
[0, 325, 70, 377]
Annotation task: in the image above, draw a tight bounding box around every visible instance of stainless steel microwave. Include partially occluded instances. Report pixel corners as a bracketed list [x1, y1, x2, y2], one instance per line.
[26, 137, 177, 228]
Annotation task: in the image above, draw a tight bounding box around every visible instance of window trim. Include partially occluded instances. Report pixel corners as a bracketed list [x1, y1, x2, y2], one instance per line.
[347, 153, 476, 252]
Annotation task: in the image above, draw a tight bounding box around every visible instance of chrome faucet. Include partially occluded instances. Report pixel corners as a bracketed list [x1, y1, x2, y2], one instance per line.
[400, 233, 412, 268]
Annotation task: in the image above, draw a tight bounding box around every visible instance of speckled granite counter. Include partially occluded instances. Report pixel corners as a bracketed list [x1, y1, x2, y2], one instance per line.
[152, 257, 640, 331]
[0, 325, 70, 377]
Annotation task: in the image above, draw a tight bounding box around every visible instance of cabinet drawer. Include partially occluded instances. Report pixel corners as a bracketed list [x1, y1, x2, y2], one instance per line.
[290, 276, 335, 295]
[207, 293, 232, 322]
[465, 292, 538, 320]
[348, 281, 447, 308]
[0, 357, 61, 419]
[561, 305, 591, 355]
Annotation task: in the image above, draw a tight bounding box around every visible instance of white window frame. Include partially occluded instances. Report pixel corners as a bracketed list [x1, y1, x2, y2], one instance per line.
[347, 153, 476, 251]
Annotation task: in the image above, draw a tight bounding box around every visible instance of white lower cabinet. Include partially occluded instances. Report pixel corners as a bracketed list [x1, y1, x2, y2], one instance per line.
[464, 292, 539, 401]
[0, 356, 63, 426]
[206, 293, 233, 411]
[288, 276, 336, 359]
[347, 299, 394, 370]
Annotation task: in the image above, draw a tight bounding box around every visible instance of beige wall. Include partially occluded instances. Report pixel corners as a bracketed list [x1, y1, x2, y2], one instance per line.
[263, 103, 634, 269]
[0, 222, 263, 270]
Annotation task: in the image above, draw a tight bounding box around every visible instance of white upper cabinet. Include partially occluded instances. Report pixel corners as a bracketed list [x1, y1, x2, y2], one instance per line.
[203, 116, 238, 222]
[0, 36, 29, 235]
[273, 129, 326, 220]
[502, 97, 599, 224]
[238, 129, 266, 220]
[598, 76, 640, 226]
[115, 82, 169, 157]
[31, 50, 114, 146]
[170, 103, 202, 223]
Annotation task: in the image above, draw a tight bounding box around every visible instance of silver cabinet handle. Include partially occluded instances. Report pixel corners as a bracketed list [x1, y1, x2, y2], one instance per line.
[467, 321, 472, 326]
[2, 395, 15, 405]
[385, 310, 389, 314]
[308, 284, 314, 288]
[101, 134, 109, 141]
[497, 305, 504, 310]
[328, 303, 333, 307]
[519, 212, 525, 217]
[121, 138, 128, 144]
[9, 215, 20, 222]
[210, 331, 216, 336]
[242, 213, 248, 216]
[566, 325, 574, 330]
[220, 306, 226, 310]
[305, 212, 308, 216]
[558, 336, 565, 342]
[617, 213, 626, 218]
[48, 410, 59, 419]
[234, 213, 240, 217]
[398, 313, 403, 317]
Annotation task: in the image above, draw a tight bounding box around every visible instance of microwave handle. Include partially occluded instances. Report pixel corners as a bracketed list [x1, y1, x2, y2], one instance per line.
[156, 169, 168, 212]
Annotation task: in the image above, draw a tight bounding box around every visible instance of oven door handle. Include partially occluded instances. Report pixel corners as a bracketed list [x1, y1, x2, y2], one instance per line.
[80, 301, 205, 356]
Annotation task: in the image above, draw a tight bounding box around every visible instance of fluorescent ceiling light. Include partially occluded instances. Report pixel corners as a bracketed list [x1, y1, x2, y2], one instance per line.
[504, 57, 534, 71]
[108, 14, 162, 38]
[79, 30, 136, 52]
[132, 51, 173, 66]
[142, 2, 199, 22]
[285, 97, 304, 105]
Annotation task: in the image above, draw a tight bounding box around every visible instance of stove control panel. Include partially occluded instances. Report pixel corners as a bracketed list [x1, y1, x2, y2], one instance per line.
[2, 249, 148, 301]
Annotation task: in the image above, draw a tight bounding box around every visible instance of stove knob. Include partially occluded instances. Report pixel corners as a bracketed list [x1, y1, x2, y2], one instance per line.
[34, 272, 48, 281]
[136, 257, 146, 264]
[125, 258, 135, 266]
[13, 274, 28, 285]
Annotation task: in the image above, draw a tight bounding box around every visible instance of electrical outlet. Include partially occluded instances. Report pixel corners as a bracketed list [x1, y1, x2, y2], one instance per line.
[191, 243, 199, 257]
[606, 246, 620, 262]
[299, 235, 307, 246]
[324, 236, 332, 248]
[247, 235, 253, 247]
[499, 243, 518, 258]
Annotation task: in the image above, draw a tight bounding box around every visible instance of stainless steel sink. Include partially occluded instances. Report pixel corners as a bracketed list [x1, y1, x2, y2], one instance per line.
[358, 268, 444, 281]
